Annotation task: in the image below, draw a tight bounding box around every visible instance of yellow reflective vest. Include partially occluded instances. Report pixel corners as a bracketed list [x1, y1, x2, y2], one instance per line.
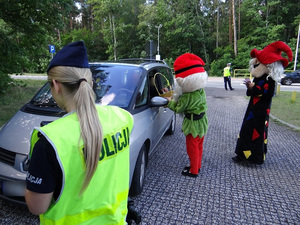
[30, 105, 133, 225]
[224, 66, 231, 77]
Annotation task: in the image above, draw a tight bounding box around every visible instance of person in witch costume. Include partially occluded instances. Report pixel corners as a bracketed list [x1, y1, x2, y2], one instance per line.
[232, 41, 293, 165]
[165, 53, 208, 177]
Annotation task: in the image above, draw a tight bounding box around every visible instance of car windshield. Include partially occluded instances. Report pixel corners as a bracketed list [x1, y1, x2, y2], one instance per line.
[30, 64, 143, 109]
[91, 64, 142, 107]
[30, 83, 59, 108]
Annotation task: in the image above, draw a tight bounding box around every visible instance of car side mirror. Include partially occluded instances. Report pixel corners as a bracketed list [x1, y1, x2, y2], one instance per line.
[150, 96, 168, 107]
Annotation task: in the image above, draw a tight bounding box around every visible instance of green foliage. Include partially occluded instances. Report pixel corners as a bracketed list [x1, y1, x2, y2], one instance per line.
[0, 72, 13, 94]
[60, 28, 109, 61]
[0, 0, 299, 88]
[210, 45, 234, 76]
[210, 53, 233, 77]
[0, 0, 73, 89]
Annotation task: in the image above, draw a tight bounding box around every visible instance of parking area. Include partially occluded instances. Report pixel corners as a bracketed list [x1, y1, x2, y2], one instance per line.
[131, 87, 300, 225]
[0, 86, 299, 224]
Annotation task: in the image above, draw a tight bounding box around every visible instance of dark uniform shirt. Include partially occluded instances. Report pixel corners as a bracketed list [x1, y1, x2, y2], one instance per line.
[26, 135, 62, 200]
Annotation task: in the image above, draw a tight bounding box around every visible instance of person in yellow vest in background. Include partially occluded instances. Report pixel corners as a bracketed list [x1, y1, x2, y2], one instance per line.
[25, 41, 134, 225]
[223, 63, 234, 90]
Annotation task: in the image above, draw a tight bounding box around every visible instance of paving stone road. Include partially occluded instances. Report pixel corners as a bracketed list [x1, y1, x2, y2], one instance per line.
[0, 86, 299, 225]
[131, 87, 300, 225]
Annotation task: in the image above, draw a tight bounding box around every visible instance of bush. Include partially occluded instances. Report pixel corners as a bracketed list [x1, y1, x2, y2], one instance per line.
[210, 53, 233, 77]
[0, 72, 14, 95]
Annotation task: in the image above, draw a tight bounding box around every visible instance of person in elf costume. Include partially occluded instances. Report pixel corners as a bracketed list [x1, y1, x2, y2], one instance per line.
[165, 53, 208, 177]
[232, 41, 293, 165]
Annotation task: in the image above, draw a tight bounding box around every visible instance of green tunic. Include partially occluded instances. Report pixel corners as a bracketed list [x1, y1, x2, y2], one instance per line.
[168, 89, 208, 138]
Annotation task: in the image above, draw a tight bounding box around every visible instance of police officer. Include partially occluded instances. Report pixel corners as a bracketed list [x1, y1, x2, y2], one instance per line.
[25, 41, 134, 225]
[223, 63, 234, 90]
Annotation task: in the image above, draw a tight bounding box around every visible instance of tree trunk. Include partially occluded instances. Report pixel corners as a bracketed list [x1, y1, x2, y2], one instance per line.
[266, 0, 270, 28]
[238, 0, 241, 40]
[112, 15, 117, 61]
[194, 0, 209, 63]
[69, 14, 73, 30]
[90, 5, 93, 31]
[57, 29, 61, 42]
[229, 0, 233, 44]
[109, 13, 117, 60]
[216, 2, 220, 57]
[232, 0, 237, 56]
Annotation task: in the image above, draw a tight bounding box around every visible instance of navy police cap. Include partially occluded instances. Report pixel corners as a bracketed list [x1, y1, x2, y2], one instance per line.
[47, 41, 90, 73]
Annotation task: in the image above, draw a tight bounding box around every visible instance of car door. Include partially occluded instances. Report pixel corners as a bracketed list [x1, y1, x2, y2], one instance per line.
[148, 67, 174, 148]
[294, 71, 300, 83]
[156, 67, 175, 137]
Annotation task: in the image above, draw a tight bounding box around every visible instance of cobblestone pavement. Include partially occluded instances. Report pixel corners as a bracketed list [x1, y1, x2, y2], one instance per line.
[131, 87, 300, 225]
[0, 87, 299, 225]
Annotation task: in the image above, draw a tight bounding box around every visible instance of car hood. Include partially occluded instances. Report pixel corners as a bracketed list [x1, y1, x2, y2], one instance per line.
[0, 110, 58, 155]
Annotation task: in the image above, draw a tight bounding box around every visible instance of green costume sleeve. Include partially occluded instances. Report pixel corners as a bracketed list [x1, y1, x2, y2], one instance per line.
[168, 95, 189, 114]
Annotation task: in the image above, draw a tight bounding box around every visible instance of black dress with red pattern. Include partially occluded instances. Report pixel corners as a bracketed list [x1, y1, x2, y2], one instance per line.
[235, 74, 275, 164]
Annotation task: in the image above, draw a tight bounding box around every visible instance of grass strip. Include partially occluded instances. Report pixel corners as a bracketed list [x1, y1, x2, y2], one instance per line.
[271, 91, 300, 128]
[0, 80, 46, 127]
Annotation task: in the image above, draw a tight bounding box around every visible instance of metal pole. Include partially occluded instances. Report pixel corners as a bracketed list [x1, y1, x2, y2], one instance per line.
[150, 40, 153, 60]
[157, 27, 160, 55]
[294, 21, 300, 71]
[155, 24, 162, 56]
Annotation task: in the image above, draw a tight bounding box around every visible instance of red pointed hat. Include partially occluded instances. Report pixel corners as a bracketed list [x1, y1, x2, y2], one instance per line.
[250, 41, 293, 68]
[173, 53, 205, 78]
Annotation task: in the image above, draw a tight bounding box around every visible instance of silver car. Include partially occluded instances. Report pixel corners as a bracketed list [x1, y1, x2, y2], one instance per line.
[0, 60, 176, 203]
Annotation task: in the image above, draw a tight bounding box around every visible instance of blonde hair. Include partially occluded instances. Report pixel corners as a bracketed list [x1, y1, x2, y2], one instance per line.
[48, 66, 103, 195]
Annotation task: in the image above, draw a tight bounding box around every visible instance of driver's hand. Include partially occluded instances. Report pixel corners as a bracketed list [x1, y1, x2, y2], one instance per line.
[165, 96, 172, 102]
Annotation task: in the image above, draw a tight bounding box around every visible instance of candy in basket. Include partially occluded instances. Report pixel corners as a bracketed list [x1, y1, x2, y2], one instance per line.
[153, 72, 174, 98]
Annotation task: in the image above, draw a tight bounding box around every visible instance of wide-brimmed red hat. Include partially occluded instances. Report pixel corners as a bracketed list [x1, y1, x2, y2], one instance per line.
[173, 53, 205, 78]
[250, 41, 293, 68]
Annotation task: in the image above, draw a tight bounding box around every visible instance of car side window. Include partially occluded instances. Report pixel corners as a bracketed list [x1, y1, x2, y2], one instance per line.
[135, 76, 148, 108]
[149, 69, 161, 97]
[157, 67, 174, 92]
[149, 67, 174, 98]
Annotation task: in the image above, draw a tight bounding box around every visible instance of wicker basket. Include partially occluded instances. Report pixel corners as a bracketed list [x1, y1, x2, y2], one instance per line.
[153, 72, 174, 98]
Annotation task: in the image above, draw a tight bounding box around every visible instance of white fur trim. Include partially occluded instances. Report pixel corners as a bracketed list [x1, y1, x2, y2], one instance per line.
[176, 72, 208, 93]
[172, 80, 182, 102]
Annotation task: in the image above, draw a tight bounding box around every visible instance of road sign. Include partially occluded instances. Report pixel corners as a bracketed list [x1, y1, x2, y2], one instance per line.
[145, 41, 157, 59]
[49, 45, 55, 53]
